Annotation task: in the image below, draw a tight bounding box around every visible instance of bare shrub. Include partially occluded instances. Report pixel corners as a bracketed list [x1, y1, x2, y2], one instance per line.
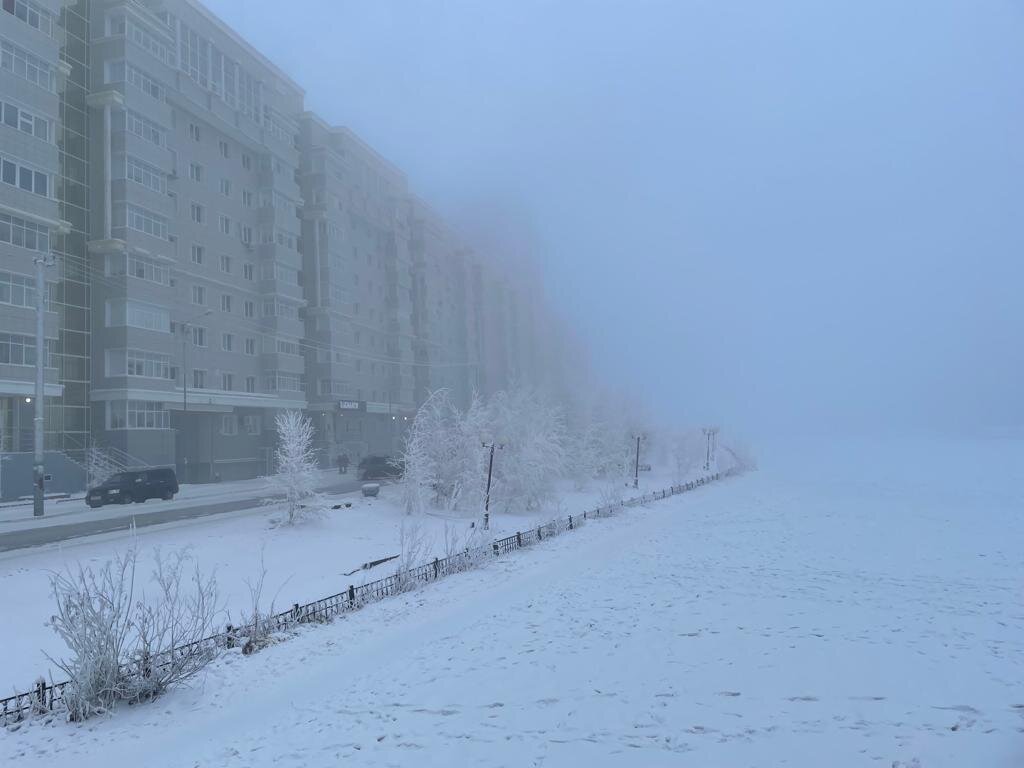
[393, 520, 430, 593]
[235, 551, 285, 655]
[47, 547, 220, 720]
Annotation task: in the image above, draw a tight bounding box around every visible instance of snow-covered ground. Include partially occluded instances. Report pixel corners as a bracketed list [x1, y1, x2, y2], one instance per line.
[0, 466, 681, 692]
[2, 436, 1022, 767]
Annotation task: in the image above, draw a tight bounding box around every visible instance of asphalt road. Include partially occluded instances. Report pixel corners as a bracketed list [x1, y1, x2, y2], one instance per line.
[0, 477, 367, 553]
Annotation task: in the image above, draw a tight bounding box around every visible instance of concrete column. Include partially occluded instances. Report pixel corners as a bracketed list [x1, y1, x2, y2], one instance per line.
[102, 102, 112, 240]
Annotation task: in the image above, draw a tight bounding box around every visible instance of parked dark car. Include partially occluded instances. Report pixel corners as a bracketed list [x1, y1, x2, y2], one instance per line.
[358, 456, 403, 481]
[86, 468, 179, 508]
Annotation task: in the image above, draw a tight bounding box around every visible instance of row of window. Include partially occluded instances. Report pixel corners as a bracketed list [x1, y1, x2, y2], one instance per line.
[105, 299, 170, 333]
[107, 60, 164, 101]
[105, 401, 266, 433]
[0, 36, 55, 92]
[108, 14, 175, 67]
[1, 153, 49, 197]
[124, 155, 166, 194]
[3, 0, 55, 37]
[107, 400, 169, 430]
[0, 98, 50, 142]
[0, 332, 54, 367]
[0, 269, 48, 310]
[0, 212, 49, 253]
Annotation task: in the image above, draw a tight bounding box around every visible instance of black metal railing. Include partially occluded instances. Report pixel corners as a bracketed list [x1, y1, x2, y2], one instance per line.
[0, 472, 725, 724]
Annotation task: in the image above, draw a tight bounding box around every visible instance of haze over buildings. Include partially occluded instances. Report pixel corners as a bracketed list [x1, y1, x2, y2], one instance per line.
[0, 0, 568, 497]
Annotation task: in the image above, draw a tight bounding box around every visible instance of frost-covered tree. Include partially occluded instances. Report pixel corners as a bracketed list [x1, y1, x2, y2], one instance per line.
[400, 390, 486, 514]
[269, 410, 319, 524]
[486, 386, 568, 512]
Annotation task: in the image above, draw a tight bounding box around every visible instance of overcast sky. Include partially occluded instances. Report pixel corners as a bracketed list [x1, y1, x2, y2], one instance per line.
[206, 0, 1024, 435]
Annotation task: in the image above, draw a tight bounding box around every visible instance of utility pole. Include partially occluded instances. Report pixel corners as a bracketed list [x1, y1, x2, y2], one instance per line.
[32, 254, 53, 517]
[633, 435, 642, 489]
[482, 441, 504, 530]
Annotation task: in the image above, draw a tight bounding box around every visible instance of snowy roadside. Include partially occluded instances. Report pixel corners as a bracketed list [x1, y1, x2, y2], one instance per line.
[2, 437, 1021, 767]
[0, 469, 348, 530]
[0, 466, 686, 691]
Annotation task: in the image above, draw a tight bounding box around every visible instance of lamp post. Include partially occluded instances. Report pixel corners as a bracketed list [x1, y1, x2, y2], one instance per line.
[633, 435, 642, 489]
[702, 427, 719, 472]
[179, 309, 211, 483]
[32, 253, 54, 517]
[482, 441, 504, 529]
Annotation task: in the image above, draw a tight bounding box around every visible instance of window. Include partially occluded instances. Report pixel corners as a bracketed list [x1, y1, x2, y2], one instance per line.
[0, 99, 50, 142]
[244, 338, 256, 355]
[220, 294, 232, 312]
[108, 400, 169, 430]
[244, 376, 256, 393]
[242, 190, 254, 208]
[190, 202, 204, 223]
[0, 332, 54, 366]
[122, 109, 164, 146]
[105, 300, 170, 332]
[219, 215, 231, 235]
[218, 140, 229, 158]
[107, 349, 172, 379]
[243, 300, 255, 318]
[188, 162, 203, 182]
[0, 154, 49, 197]
[112, 253, 169, 285]
[0, 270, 38, 308]
[219, 178, 231, 196]
[127, 63, 163, 100]
[241, 226, 252, 245]
[3, 0, 56, 37]
[0, 37, 56, 91]
[241, 153, 251, 171]
[221, 414, 237, 434]
[219, 254, 231, 274]
[221, 333, 233, 351]
[191, 244, 204, 265]
[124, 155, 165, 193]
[192, 369, 206, 388]
[191, 326, 207, 347]
[242, 263, 254, 280]
[192, 285, 205, 305]
[0, 214, 48, 252]
[243, 414, 260, 434]
[189, 122, 201, 141]
[220, 373, 233, 392]
[121, 205, 167, 238]
[264, 372, 304, 393]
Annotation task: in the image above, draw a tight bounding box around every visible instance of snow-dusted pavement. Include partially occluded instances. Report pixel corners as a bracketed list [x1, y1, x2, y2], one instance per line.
[3, 437, 1022, 767]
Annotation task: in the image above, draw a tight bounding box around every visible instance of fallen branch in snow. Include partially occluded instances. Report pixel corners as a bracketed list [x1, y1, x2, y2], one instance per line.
[343, 554, 400, 577]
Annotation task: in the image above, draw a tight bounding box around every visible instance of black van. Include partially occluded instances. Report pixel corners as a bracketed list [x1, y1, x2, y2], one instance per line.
[86, 468, 179, 508]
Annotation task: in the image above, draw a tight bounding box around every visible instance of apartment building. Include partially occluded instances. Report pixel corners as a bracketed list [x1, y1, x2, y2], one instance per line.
[0, 0, 90, 497]
[0, 0, 561, 498]
[87, 0, 307, 482]
[407, 197, 476, 409]
[299, 114, 415, 460]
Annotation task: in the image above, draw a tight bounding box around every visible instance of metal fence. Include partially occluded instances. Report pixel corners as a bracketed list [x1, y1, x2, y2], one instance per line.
[1, 472, 724, 725]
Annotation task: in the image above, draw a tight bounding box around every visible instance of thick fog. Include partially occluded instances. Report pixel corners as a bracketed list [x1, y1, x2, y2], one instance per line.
[208, 0, 1024, 435]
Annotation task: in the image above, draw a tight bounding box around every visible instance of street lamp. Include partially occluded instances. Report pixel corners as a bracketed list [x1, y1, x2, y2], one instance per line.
[633, 436, 641, 489]
[482, 441, 504, 529]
